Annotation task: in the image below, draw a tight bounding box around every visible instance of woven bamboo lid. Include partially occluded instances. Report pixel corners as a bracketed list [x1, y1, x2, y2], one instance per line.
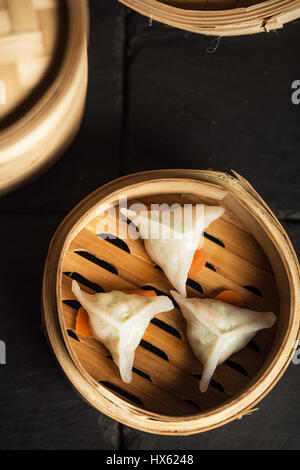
[119, 0, 300, 36]
[42, 169, 300, 435]
[0, 0, 88, 195]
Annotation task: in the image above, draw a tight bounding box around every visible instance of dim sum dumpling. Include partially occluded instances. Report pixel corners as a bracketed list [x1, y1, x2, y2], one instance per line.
[121, 205, 224, 296]
[72, 281, 174, 383]
[171, 290, 277, 392]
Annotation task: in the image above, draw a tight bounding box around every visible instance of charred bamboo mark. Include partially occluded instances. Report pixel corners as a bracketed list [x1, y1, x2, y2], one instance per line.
[106, 356, 152, 382]
[100, 381, 145, 408]
[186, 278, 204, 294]
[151, 318, 181, 339]
[224, 359, 249, 377]
[132, 367, 152, 382]
[247, 340, 261, 354]
[67, 329, 79, 341]
[140, 339, 169, 362]
[154, 264, 163, 272]
[63, 299, 81, 310]
[141, 285, 179, 309]
[243, 285, 263, 298]
[74, 250, 118, 275]
[205, 262, 216, 272]
[193, 374, 226, 394]
[64, 272, 105, 293]
[97, 233, 131, 254]
[141, 285, 165, 295]
[184, 399, 201, 410]
[210, 379, 226, 394]
[124, 218, 138, 231]
[171, 299, 179, 310]
[204, 232, 225, 248]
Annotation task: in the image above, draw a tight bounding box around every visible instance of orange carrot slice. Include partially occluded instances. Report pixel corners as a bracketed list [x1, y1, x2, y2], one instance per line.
[124, 289, 157, 297]
[75, 290, 157, 338]
[215, 290, 244, 308]
[188, 249, 206, 278]
[75, 307, 93, 338]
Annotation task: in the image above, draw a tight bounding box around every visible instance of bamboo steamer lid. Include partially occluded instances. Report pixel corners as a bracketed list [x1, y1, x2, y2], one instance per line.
[42, 169, 300, 435]
[0, 0, 88, 195]
[119, 0, 300, 36]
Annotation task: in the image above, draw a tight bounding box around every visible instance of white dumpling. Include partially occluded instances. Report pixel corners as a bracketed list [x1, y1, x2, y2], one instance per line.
[72, 281, 174, 383]
[171, 290, 277, 393]
[121, 204, 224, 296]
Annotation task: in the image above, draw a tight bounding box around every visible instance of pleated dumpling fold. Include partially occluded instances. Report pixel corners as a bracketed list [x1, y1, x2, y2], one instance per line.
[171, 290, 277, 392]
[72, 280, 174, 383]
[121, 204, 224, 296]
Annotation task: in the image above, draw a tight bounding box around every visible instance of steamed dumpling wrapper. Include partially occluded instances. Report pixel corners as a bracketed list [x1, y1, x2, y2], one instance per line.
[121, 204, 224, 296]
[171, 290, 277, 393]
[72, 281, 174, 383]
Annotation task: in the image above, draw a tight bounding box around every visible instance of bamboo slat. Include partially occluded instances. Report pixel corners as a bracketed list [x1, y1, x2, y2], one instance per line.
[119, 0, 300, 36]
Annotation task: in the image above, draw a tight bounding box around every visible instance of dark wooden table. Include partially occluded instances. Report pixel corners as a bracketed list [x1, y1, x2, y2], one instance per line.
[0, 0, 300, 450]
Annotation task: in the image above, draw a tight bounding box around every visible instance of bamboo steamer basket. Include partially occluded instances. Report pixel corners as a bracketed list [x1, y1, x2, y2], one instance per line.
[0, 0, 88, 195]
[42, 169, 300, 435]
[119, 0, 300, 36]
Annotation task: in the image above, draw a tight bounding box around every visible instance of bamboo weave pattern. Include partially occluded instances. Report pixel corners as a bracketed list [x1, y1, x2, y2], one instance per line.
[0, 0, 61, 119]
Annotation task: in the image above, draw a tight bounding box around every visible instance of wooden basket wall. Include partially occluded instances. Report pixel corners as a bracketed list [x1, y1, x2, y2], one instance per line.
[0, 0, 88, 195]
[119, 0, 300, 36]
[42, 169, 300, 435]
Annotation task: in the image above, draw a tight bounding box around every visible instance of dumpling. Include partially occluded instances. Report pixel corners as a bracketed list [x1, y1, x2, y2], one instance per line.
[121, 204, 224, 296]
[171, 290, 277, 392]
[72, 281, 174, 383]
